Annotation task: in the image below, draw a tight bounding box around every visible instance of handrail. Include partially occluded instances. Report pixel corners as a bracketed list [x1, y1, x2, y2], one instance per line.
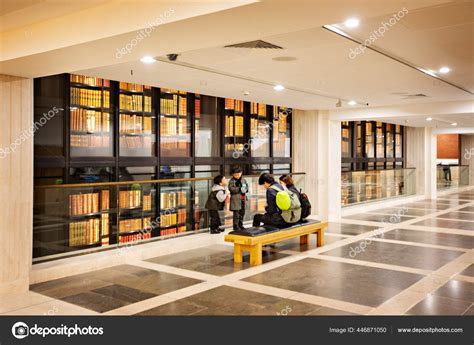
[35, 172, 306, 189]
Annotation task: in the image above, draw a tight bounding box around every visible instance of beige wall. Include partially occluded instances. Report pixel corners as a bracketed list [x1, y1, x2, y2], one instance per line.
[460, 134, 474, 185]
[0, 75, 33, 295]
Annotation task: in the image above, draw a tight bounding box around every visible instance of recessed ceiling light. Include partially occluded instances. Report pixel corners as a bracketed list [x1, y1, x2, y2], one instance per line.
[348, 100, 357, 106]
[451, 122, 457, 126]
[243, 91, 250, 96]
[273, 84, 285, 91]
[426, 117, 433, 121]
[140, 56, 156, 64]
[344, 18, 360, 28]
[272, 56, 298, 62]
[439, 66, 450, 74]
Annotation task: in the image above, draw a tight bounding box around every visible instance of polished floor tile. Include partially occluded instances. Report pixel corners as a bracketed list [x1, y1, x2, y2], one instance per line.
[135, 286, 354, 316]
[31, 265, 201, 312]
[369, 207, 436, 217]
[266, 234, 343, 253]
[412, 218, 474, 231]
[381, 229, 474, 249]
[343, 214, 415, 223]
[406, 280, 473, 315]
[458, 206, 474, 213]
[436, 211, 474, 222]
[459, 264, 474, 277]
[243, 258, 424, 307]
[320, 240, 463, 270]
[325, 223, 379, 236]
[146, 245, 288, 276]
[403, 202, 452, 210]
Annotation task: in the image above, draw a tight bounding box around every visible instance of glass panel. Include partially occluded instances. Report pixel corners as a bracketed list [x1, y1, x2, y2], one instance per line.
[68, 166, 114, 183]
[341, 168, 416, 206]
[395, 125, 402, 158]
[158, 181, 192, 236]
[119, 82, 155, 157]
[437, 165, 470, 190]
[224, 98, 246, 158]
[195, 165, 221, 178]
[273, 106, 291, 157]
[195, 95, 220, 157]
[355, 121, 362, 157]
[34, 75, 65, 156]
[376, 121, 384, 159]
[250, 164, 270, 174]
[35, 167, 64, 186]
[386, 123, 394, 158]
[365, 122, 374, 158]
[273, 164, 291, 174]
[159, 165, 191, 179]
[119, 166, 156, 181]
[160, 89, 191, 157]
[250, 102, 270, 157]
[70, 74, 113, 157]
[341, 122, 351, 158]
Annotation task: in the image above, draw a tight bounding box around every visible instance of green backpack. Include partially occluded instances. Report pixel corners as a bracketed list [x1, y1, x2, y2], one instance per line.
[270, 185, 302, 223]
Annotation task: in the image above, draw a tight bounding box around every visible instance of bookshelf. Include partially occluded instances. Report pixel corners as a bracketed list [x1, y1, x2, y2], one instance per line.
[68, 188, 111, 248]
[159, 184, 191, 236]
[250, 102, 270, 157]
[33, 72, 294, 260]
[273, 106, 291, 157]
[224, 98, 246, 157]
[119, 82, 155, 157]
[160, 88, 191, 157]
[69, 74, 113, 157]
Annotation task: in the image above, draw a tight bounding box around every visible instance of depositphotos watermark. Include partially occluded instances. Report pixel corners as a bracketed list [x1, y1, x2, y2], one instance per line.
[12, 321, 103, 339]
[464, 148, 474, 160]
[0, 106, 61, 159]
[115, 8, 175, 59]
[349, 7, 408, 60]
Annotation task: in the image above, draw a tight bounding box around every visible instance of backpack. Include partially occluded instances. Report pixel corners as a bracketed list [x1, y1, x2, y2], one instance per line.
[299, 190, 312, 219]
[270, 185, 301, 223]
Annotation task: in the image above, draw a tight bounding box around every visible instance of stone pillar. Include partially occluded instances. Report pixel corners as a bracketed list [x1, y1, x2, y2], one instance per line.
[293, 109, 341, 221]
[0, 75, 33, 295]
[460, 134, 474, 185]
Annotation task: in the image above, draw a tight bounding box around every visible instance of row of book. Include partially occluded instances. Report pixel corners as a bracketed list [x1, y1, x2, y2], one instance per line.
[69, 219, 100, 247]
[119, 217, 151, 233]
[177, 208, 186, 224]
[225, 143, 246, 153]
[71, 87, 110, 108]
[101, 213, 109, 236]
[70, 74, 110, 87]
[71, 135, 111, 148]
[120, 136, 152, 149]
[251, 102, 266, 117]
[195, 98, 201, 117]
[160, 95, 187, 115]
[160, 212, 177, 227]
[119, 82, 151, 92]
[119, 94, 152, 112]
[119, 190, 141, 208]
[225, 99, 244, 112]
[70, 109, 111, 132]
[160, 141, 189, 153]
[69, 192, 97, 216]
[143, 194, 152, 211]
[119, 114, 153, 134]
[160, 228, 177, 236]
[225, 115, 244, 137]
[119, 231, 152, 244]
[160, 117, 188, 135]
[160, 190, 187, 208]
[251, 118, 270, 137]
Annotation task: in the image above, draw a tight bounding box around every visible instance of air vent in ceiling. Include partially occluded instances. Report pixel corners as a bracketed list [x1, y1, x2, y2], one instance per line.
[402, 93, 429, 99]
[224, 40, 283, 49]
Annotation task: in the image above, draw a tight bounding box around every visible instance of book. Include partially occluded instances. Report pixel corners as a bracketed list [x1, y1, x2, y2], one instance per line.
[69, 193, 100, 216]
[70, 74, 109, 87]
[69, 218, 100, 246]
[119, 190, 141, 208]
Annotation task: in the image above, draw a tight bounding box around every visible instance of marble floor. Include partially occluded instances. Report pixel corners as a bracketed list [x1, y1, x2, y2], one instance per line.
[2, 189, 473, 316]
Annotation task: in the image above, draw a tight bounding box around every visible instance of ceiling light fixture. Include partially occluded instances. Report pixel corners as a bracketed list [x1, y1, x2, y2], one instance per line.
[243, 91, 250, 96]
[348, 100, 357, 106]
[344, 18, 360, 28]
[273, 84, 285, 91]
[451, 122, 457, 126]
[439, 67, 450, 74]
[140, 56, 156, 64]
[426, 117, 433, 121]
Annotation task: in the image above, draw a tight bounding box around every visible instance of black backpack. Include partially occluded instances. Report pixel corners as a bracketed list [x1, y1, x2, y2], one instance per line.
[299, 189, 312, 219]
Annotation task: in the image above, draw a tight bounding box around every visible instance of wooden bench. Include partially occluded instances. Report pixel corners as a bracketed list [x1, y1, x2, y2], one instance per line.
[224, 220, 327, 266]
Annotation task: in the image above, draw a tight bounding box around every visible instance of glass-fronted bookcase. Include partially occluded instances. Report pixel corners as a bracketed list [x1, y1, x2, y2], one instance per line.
[33, 73, 293, 261]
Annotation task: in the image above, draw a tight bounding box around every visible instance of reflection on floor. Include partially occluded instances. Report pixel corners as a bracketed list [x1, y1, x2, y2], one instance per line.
[2, 189, 473, 316]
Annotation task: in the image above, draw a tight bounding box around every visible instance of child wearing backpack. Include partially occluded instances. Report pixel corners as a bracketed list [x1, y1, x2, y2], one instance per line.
[279, 174, 311, 220]
[205, 175, 229, 234]
[252, 173, 300, 228]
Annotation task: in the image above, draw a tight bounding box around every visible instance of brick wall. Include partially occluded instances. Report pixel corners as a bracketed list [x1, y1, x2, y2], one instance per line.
[437, 134, 459, 159]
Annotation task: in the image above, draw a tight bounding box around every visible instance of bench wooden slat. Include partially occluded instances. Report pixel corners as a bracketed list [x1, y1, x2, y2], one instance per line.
[224, 221, 327, 266]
